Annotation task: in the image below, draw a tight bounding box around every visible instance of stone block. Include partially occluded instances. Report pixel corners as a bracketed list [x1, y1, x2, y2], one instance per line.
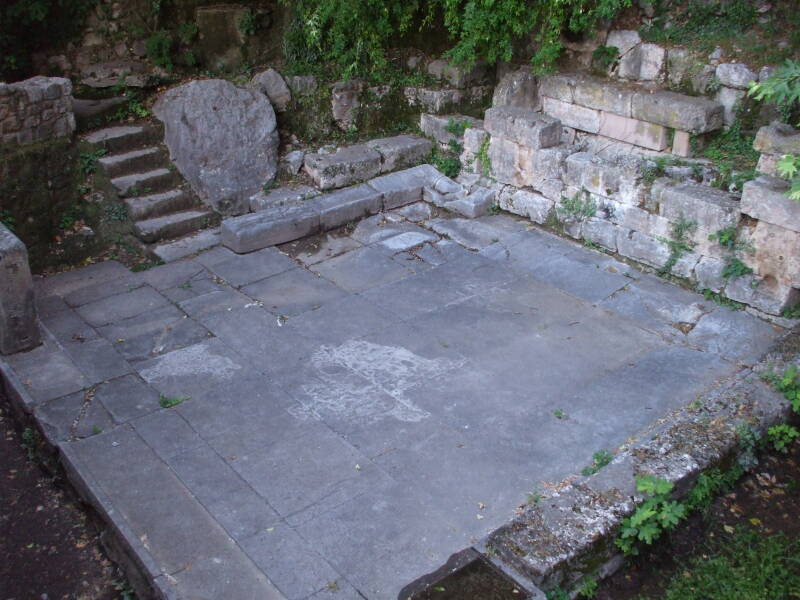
[598, 112, 669, 150]
[538, 74, 577, 103]
[0, 226, 41, 354]
[606, 30, 641, 57]
[426, 59, 488, 88]
[667, 48, 699, 88]
[631, 90, 724, 133]
[572, 77, 634, 116]
[331, 79, 363, 130]
[740, 176, 800, 233]
[250, 68, 291, 112]
[725, 274, 800, 315]
[500, 190, 553, 224]
[488, 136, 533, 187]
[484, 107, 562, 149]
[653, 180, 740, 231]
[694, 256, 726, 292]
[303, 144, 382, 190]
[746, 220, 800, 287]
[492, 68, 539, 109]
[672, 130, 691, 157]
[404, 87, 463, 113]
[639, 44, 666, 81]
[366, 135, 433, 173]
[249, 185, 318, 213]
[367, 169, 426, 210]
[753, 122, 800, 156]
[419, 113, 482, 146]
[312, 185, 383, 231]
[221, 204, 320, 253]
[445, 187, 496, 218]
[531, 146, 572, 190]
[715, 63, 757, 90]
[565, 152, 621, 196]
[542, 97, 600, 133]
[715, 86, 746, 127]
[582, 218, 618, 251]
[757, 153, 781, 178]
[616, 229, 670, 269]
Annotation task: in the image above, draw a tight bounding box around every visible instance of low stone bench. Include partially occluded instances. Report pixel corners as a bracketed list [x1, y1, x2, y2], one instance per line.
[366, 135, 433, 173]
[0, 225, 40, 355]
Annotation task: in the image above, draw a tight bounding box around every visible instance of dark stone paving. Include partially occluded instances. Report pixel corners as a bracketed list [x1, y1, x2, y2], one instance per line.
[5, 211, 784, 599]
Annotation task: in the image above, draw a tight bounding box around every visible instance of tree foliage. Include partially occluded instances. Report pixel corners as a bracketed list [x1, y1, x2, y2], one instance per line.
[282, 0, 631, 80]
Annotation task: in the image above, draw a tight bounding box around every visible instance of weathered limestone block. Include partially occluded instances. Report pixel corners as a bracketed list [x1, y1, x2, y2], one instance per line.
[756, 154, 781, 178]
[0, 226, 41, 354]
[572, 76, 634, 116]
[367, 169, 427, 210]
[303, 144, 382, 190]
[725, 274, 800, 315]
[446, 187, 496, 218]
[667, 48, 701, 88]
[745, 220, 800, 287]
[715, 86, 746, 127]
[565, 152, 621, 196]
[598, 112, 669, 151]
[488, 136, 533, 187]
[631, 90, 724, 133]
[715, 63, 757, 90]
[530, 146, 572, 191]
[606, 30, 642, 58]
[753, 122, 800, 156]
[484, 107, 562, 149]
[500, 189, 553, 224]
[249, 185, 318, 213]
[250, 68, 291, 112]
[366, 135, 433, 173]
[427, 59, 488, 88]
[672, 130, 691, 157]
[617, 229, 670, 268]
[740, 176, 800, 233]
[694, 256, 727, 292]
[492, 68, 539, 109]
[331, 80, 363, 130]
[419, 113, 482, 146]
[312, 185, 383, 230]
[221, 204, 320, 253]
[582, 218, 619, 251]
[638, 44, 666, 81]
[652, 180, 740, 231]
[538, 74, 577, 103]
[153, 79, 279, 216]
[405, 87, 463, 113]
[542, 98, 600, 133]
[461, 127, 489, 172]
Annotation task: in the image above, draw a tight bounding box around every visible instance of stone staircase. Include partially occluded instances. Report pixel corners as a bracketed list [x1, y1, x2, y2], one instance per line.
[85, 124, 220, 262]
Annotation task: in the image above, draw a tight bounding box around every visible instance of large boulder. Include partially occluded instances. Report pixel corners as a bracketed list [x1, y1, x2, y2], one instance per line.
[154, 79, 279, 216]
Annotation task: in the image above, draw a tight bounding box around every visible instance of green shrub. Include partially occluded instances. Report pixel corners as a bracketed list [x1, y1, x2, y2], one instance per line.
[281, 0, 631, 80]
[767, 424, 800, 453]
[616, 474, 686, 555]
[146, 30, 174, 69]
[591, 45, 619, 72]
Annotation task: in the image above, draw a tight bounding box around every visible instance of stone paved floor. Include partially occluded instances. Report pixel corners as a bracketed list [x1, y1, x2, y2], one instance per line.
[5, 209, 783, 599]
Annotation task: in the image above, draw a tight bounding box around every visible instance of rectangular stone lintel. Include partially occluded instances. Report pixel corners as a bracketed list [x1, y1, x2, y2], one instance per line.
[542, 97, 600, 134]
[598, 112, 668, 151]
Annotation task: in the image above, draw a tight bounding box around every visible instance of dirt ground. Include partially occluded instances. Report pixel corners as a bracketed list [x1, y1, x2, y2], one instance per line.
[0, 395, 127, 600]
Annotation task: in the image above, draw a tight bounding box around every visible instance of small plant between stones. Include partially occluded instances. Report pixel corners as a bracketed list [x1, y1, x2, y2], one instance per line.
[581, 449, 614, 476]
[159, 394, 190, 408]
[657, 215, 696, 277]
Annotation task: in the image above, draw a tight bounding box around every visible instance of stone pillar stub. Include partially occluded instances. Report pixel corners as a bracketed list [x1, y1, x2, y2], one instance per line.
[0, 225, 41, 355]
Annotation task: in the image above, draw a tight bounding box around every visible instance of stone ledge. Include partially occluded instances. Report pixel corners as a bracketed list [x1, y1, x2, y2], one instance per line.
[303, 144, 382, 191]
[754, 123, 800, 156]
[484, 107, 562, 149]
[741, 176, 800, 233]
[652, 180, 740, 231]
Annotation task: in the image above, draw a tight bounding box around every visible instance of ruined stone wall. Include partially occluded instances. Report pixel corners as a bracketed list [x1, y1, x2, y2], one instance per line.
[0, 77, 75, 146]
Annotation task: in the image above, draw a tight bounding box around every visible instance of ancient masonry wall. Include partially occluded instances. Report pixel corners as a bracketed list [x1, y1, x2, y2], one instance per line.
[0, 77, 75, 146]
[453, 78, 799, 317]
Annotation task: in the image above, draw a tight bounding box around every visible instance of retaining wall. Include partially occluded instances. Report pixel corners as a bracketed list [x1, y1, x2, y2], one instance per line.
[0, 76, 75, 146]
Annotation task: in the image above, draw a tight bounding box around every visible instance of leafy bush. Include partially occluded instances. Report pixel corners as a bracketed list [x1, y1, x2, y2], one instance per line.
[767, 424, 800, 453]
[591, 45, 619, 72]
[281, 0, 631, 80]
[1, 0, 97, 80]
[616, 474, 686, 555]
[146, 30, 174, 69]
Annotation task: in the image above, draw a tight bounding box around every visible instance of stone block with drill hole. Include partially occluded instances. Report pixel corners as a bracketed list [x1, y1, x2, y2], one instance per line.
[484, 107, 562, 149]
[500, 190, 554, 224]
[753, 122, 800, 156]
[631, 90, 724, 133]
[366, 135, 433, 173]
[598, 112, 669, 151]
[741, 176, 800, 233]
[303, 144, 382, 190]
[0, 225, 41, 354]
[652, 180, 740, 231]
[542, 98, 600, 134]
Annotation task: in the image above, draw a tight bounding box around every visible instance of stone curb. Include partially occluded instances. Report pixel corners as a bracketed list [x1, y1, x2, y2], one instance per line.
[457, 334, 798, 596]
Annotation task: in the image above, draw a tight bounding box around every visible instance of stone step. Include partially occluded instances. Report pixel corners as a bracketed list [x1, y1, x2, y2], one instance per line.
[111, 168, 181, 197]
[98, 146, 166, 179]
[134, 209, 215, 244]
[150, 227, 221, 263]
[125, 188, 196, 221]
[303, 144, 383, 190]
[84, 124, 161, 154]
